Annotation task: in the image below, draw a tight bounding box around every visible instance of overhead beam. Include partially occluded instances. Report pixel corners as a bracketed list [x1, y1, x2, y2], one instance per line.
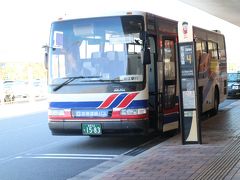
[178, 0, 240, 27]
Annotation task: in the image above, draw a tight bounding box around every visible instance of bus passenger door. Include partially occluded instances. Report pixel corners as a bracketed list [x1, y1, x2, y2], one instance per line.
[161, 37, 179, 133]
[147, 36, 159, 130]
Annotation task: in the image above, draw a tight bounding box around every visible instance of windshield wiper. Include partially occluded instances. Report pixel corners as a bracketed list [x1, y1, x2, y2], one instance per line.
[73, 78, 122, 84]
[53, 76, 102, 91]
[90, 79, 121, 83]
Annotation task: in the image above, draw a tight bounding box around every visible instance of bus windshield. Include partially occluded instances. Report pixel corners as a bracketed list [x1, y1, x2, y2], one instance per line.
[49, 15, 144, 85]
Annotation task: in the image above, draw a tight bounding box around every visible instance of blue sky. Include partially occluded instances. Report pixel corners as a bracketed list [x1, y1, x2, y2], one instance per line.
[0, 0, 239, 66]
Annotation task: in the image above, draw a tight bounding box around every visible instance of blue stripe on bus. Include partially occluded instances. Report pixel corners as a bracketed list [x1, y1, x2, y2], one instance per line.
[49, 101, 102, 109]
[163, 113, 179, 124]
[108, 93, 128, 108]
[49, 100, 148, 109]
[128, 100, 148, 108]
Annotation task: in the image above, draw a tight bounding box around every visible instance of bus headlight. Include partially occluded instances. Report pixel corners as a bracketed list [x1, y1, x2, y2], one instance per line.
[48, 109, 65, 116]
[120, 108, 147, 116]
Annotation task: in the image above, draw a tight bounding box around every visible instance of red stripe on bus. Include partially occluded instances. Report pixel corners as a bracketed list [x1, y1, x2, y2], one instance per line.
[163, 105, 179, 115]
[98, 94, 119, 109]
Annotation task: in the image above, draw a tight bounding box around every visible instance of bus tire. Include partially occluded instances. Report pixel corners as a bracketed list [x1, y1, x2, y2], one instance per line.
[198, 87, 203, 116]
[211, 88, 219, 116]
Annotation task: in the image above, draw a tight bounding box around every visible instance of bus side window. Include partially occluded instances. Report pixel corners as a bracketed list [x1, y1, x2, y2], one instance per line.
[208, 42, 218, 60]
[164, 40, 175, 80]
[196, 40, 208, 79]
[208, 41, 219, 79]
[163, 39, 176, 109]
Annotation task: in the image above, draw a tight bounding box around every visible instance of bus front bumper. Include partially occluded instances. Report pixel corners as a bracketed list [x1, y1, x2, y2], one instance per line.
[48, 120, 148, 136]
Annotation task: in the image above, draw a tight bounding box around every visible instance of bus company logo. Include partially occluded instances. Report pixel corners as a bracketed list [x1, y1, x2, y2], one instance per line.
[113, 88, 126, 92]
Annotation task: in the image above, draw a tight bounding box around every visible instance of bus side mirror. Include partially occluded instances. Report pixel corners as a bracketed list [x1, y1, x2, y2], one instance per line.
[143, 48, 151, 65]
[140, 31, 151, 65]
[43, 45, 49, 69]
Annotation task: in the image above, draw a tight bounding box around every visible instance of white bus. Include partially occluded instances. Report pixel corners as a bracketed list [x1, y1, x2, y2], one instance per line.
[45, 11, 227, 136]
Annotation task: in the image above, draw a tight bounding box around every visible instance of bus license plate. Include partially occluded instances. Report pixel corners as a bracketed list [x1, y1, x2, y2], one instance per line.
[82, 123, 102, 135]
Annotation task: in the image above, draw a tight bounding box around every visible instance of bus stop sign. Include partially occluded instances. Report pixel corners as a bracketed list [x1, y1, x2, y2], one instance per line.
[178, 22, 202, 144]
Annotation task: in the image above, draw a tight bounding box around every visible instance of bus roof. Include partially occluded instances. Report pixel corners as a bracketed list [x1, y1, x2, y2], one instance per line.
[56, 11, 147, 22]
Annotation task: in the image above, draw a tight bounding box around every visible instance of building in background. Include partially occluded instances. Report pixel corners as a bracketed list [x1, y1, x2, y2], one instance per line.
[0, 62, 47, 81]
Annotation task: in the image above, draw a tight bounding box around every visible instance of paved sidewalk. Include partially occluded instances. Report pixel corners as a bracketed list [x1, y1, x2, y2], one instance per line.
[70, 100, 240, 180]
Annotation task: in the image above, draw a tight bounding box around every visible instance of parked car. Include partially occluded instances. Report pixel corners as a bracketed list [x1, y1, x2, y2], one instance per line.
[0, 80, 15, 103]
[0, 79, 47, 103]
[28, 79, 47, 100]
[11, 80, 29, 101]
[227, 72, 240, 98]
